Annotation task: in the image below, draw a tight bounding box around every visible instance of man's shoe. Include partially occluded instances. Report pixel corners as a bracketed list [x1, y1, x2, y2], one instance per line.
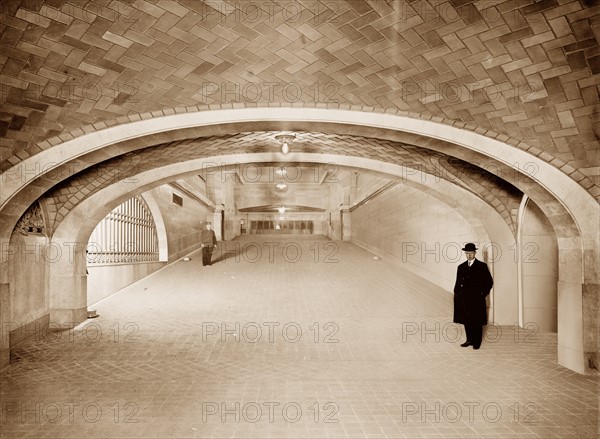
[460, 342, 472, 347]
[472, 345, 480, 350]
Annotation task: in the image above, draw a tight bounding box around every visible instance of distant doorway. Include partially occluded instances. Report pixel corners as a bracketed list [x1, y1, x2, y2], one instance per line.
[249, 220, 314, 234]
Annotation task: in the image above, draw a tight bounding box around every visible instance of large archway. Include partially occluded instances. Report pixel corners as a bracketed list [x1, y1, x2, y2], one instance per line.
[1, 109, 598, 374]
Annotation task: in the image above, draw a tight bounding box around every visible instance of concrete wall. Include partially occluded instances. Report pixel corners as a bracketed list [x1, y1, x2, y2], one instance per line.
[152, 183, 212, 261]
[327, 183, 345, 240]
[521, 199, 558, 332]
[235, 184, 329, 210]
[87, 262, 166, 306]
[351, 184, 481, 291]
[353, 173, 391, 203]
[242, 212, 327, 235]
[220, 177, 238, 241]
[235, 182, 329, 237]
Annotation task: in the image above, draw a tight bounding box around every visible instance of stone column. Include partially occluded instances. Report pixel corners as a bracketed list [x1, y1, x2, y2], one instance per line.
[0, 275, 9, 368]
[205, 172, 216, 204]
[582, 281, 599, 373]
[340, 205, 352, 241]
[213, 205, 224, 241]
[48, 241, 88, 328]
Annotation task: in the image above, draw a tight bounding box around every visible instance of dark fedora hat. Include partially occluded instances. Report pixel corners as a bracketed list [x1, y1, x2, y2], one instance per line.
[462, 243, 477, 251]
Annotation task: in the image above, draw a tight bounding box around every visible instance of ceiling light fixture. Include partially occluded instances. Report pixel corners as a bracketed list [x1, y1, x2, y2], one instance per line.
[276, 182, 287, 190]
[278, 206, 286, 213]
[275, 134, 295, 154]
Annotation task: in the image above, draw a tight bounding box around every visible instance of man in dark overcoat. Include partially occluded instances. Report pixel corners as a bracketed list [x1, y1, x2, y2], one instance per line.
[453, 243, 493, 349]
[200, 223, 218, 266]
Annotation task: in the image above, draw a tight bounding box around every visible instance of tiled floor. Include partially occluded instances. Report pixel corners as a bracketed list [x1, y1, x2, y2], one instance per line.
[1, 235, 598, 438]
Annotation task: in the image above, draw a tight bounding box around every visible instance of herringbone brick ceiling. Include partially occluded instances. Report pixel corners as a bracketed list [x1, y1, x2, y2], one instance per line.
[1, 0, 599, 190]
[41, 132, 523, 234]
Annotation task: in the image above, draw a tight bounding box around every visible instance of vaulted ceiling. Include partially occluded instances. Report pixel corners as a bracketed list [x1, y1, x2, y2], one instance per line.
[1, 0, 598, 200]
[38, 132, 523, 235]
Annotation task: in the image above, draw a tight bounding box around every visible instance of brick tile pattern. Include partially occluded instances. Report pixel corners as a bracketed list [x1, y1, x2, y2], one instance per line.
[1, 236, 598, 438]
[0, 0, 599, 197]
[32, 132, 522, 235]
[439, 156, 523, 233]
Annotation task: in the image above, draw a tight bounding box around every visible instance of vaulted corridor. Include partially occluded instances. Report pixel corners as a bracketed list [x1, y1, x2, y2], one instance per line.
[1, 1, 599, 437]
[1, 236, 597, 438]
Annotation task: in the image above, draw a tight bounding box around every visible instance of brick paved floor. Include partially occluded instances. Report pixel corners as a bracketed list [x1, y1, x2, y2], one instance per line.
[1, 235, 598, 438]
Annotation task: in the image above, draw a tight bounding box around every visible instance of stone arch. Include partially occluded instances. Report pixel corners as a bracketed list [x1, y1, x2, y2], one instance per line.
[81, 192, 169, 264]
[81, 192, 169, 307]
[138, 192, 168, 262]
[49, 153, 514, 324]
[1, 109, 597, 224]
[395, 177, 518, 327]
[4, 105, 597, 200]
[0, 108, 597, 373]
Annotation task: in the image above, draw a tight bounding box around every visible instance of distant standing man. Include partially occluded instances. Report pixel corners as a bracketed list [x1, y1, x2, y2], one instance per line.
[453, 243, 493, 349]
[201, 223, 217, 266]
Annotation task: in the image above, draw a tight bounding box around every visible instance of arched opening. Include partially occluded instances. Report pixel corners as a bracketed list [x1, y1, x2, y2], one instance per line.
[1, 109, 597, 374]
[44, 154, 539, 367]
[85, 194, 165, 306]
[518, 198, 559, 333]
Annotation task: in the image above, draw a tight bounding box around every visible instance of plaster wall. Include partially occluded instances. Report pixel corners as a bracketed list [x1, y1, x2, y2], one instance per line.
[353, 174, 392, 203]
[149, 183, 213, 261]
[219, 177, 238, 241]
[243, 212, 327, 236]
[87, 262, 166, 306]
[328, 183, 345, 240]
[351, 184, 480, 292]
[235, 184, 329, 210]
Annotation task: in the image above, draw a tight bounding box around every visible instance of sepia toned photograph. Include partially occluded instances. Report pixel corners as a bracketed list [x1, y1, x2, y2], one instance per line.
[0, 0, 598, 438]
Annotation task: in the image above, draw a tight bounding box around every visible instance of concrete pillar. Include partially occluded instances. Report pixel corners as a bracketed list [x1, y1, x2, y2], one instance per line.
[557, 280, 585, 374]
[205, 173, 216, 204]
[556, 240, 586, 374]
[213, 205, 224, 241]
[350, 172, 358, 204]
[48, 241, 88, 328]
[222, 176, 237, 241]
[519, 199, 558, 331]
[0, 278, 9, 369]
[0, 227, 12, 369]
[328, 209, 342, 240]
[340, 205, 352, 241]
[582, 281, 599, 372]
[49, 275, 87, 326]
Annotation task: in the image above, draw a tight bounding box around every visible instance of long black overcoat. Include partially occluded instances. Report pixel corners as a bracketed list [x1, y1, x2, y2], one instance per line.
[453, 259, 493, 325]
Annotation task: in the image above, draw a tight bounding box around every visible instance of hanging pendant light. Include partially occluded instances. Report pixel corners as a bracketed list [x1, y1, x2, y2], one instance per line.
[275, 134, 295, 154]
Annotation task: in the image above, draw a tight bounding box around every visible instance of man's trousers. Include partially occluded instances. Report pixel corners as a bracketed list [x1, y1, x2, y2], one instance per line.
[202, 246, 214, 266]
[465, 324, 483, 348]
